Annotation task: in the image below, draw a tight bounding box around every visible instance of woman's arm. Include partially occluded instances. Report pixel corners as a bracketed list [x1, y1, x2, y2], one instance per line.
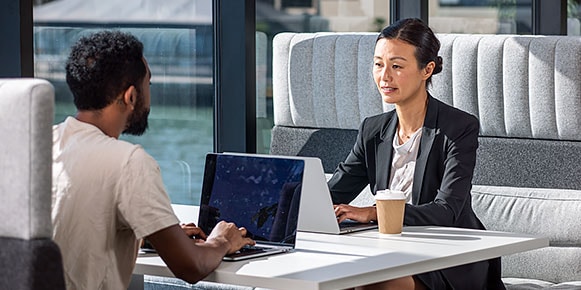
[328, 117, 374, 205]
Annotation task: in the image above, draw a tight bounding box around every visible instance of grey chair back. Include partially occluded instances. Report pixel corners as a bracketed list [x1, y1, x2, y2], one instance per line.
[0, 78, 65, 290]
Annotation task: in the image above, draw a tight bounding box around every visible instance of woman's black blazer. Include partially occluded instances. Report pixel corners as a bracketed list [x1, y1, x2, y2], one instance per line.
[328, 94, 505, 289]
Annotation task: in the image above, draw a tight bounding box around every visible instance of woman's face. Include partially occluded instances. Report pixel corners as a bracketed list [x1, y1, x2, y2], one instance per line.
[373, 38, 432, 106]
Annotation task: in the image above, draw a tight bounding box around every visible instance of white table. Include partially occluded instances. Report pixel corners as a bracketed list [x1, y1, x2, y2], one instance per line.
[133, 205, 548, 290]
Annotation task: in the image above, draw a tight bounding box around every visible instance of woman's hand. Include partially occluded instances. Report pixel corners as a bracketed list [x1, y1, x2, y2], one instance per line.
[333, 204, 377, 223]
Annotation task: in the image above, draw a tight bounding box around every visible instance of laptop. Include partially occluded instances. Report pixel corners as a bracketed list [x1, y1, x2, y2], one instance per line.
[197, 153, 304, 261]
[224, 153, 377, 235]
[296, 156, 378, 234]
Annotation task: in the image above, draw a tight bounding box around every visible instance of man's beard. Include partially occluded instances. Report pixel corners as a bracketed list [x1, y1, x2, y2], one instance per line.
[123, 98, 149, 136]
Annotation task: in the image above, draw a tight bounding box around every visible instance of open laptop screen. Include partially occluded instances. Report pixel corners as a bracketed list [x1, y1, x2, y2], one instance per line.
[198, 153, 304, 246]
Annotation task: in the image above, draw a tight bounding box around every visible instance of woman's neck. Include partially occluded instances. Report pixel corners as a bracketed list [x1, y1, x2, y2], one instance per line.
[395, 94, 429, 141]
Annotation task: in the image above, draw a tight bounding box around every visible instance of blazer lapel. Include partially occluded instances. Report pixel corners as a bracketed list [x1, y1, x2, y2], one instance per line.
[375, 113, 398, 192]
[412, 96, 439, 205]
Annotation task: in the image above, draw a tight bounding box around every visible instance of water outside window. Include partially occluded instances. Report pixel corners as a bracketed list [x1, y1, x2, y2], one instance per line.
[569, 0, 581, 35]
[33, 0, 214, 205]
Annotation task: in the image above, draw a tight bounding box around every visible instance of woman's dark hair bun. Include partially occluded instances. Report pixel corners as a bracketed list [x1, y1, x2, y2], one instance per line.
[432, 56, 443, 75]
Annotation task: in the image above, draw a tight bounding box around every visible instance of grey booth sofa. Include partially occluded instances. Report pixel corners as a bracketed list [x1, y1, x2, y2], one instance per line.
[269, 32, 581, 289]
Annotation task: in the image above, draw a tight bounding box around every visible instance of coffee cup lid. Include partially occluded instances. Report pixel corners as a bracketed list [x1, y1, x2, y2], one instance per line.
[375, 189, 406, 200]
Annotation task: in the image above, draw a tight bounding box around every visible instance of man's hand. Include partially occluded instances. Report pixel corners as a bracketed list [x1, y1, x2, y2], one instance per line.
[206, 221, 255, 254]
[334, 204, 377, 223]
[147, 221, 255, 284]
[180, 222, 207, 242]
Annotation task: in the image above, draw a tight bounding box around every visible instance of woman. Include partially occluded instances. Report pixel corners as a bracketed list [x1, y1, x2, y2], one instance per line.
[328, 18, 505, 290]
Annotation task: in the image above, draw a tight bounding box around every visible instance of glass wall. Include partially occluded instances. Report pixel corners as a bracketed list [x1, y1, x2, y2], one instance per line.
[432, 0, 578, 35]
[570, 0, 581, 35]
[33, 0, 214, 205]
[430, 0, 532, 34]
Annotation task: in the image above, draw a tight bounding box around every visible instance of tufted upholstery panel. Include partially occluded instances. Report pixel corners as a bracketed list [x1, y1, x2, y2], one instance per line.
[273, 32, 390, 130]
[271, 32, 581, 185]
[273, 33, 581, 140]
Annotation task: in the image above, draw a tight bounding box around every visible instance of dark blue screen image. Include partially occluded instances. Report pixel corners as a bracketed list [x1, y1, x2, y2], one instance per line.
[199, 154, 304, 245]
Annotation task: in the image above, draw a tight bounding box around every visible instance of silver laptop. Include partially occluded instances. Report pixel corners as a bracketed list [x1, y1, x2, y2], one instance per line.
[296, 156, 378, 234]
[224, 153, 377, 235]
[197, 153, 304, 261]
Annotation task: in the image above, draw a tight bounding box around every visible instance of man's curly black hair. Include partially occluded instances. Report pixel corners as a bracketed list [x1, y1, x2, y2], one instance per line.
[65, 30, 146, 111]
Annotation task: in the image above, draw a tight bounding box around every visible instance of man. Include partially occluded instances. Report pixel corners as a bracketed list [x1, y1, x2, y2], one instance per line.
[52, 30, 254, 289]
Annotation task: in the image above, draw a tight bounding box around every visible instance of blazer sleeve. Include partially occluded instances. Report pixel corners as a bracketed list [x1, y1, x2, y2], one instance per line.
[327, 118, 372, 205]
[404, 114, 480, 227]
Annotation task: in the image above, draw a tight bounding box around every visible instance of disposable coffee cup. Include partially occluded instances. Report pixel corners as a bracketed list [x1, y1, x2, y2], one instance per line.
[375, 189, 406, 235]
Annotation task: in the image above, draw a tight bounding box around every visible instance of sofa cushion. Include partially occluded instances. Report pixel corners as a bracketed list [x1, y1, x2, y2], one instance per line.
[472, 185, 581, 283]
[503, 277, 581, 289]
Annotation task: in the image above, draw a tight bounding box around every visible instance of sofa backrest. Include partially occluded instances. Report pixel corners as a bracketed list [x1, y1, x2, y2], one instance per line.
[270, 32, 581, 284]
[0, 78, 65, 289]
[272, 32, 581, 185]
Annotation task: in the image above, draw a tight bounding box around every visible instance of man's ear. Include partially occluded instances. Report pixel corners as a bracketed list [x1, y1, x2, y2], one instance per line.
[123, 85, 137, 109]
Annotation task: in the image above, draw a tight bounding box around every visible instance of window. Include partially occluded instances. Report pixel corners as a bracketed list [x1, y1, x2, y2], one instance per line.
[33, 0, 214, 205]
[569, 0, 581, 35]
[431, 0, 533, 34]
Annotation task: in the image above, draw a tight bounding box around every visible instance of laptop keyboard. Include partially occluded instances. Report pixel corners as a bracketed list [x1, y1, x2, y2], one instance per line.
[339, 219, 365, 228]
[339, 220, 377, 230]
[236, 245, 269, 254]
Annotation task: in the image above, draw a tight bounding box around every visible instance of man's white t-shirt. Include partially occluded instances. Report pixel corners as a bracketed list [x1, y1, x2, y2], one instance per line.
[52, 117, 180, 290]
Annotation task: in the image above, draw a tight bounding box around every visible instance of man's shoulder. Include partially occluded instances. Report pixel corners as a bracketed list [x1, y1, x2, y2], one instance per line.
[125, 144, 156, 164]
[56, 117, 142, 150]
[53, 118, 149, 171]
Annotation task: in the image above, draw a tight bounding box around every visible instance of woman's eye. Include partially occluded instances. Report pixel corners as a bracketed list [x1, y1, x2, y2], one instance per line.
[392, 65, 401, 69]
